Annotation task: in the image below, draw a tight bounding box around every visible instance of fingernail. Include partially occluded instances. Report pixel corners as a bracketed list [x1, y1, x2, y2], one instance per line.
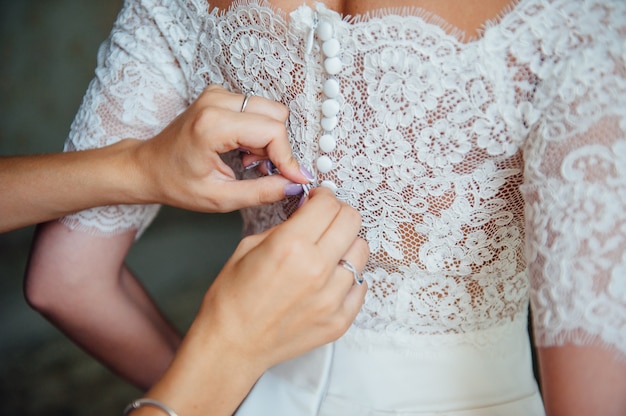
[285, 183, 305, 196]
[300, 165, 314, 182]
[266, 160, 279, 175]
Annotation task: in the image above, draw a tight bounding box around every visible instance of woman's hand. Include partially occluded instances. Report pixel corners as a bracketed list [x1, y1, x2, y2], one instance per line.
[0, 86, 310, 231]
[133, 85, 312, 212]
[200, 187, 369, 368]
[140, 187, 369, 416]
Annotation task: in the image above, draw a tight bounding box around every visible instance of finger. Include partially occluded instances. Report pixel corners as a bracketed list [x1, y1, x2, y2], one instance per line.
[196, 89, 308, 184]
[221, 88, 310, 185]
[312, 238, 369, 338]
[273, 187, 344, 243]
[209, 109, 307, 185]
[316, 201, 362, 261]
[238, 94, 290, 122]
[201, 109, 284, 155]
[231, 112, 310, 185]
[193, 88, 294, 163]
[325, 237, 370, 298]
[338, 279, 368, 327]
[201, 85, 289, 122]
[210, 175, 301, 212]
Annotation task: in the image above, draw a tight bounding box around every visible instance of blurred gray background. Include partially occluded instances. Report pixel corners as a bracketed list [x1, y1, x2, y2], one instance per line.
[0, 1, 242, 414]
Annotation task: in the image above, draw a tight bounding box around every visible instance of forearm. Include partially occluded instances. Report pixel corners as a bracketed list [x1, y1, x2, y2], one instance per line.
[132, 314, 264, 416]
[26, 222, 180, 389]
[0, 87, 312, 234]
[539, 344, 626, 416]
[125, 188, 369, 415]
[0, 139, 149, 232]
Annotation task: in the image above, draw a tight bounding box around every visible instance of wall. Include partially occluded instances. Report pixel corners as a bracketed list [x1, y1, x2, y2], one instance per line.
[0, 1, 242, 414]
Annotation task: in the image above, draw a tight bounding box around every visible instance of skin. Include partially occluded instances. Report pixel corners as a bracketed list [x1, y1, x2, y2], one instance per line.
[538, 345, 626, 416]
[209, 0, 513, 40]
[0, 86, 310, 233]
[20, 0, 626, 414]
[202, 1, 626, 414]
[23, 85, 316, 388]
[133, 187, 369, 416]
[2, 84, 369, 411]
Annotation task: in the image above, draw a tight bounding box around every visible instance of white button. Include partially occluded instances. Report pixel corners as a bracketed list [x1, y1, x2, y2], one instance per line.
[323, 78, 340, 98]
[317, 20, 333, 41]
[322, 99, 340, 117]
[324, 56, 342, 75]
[321, 116, 338, 131]
[322, 38, 340, 57]
[319, 134, 336, 152]
[320, 180, 338, 193]
[316, 155, 333, 173]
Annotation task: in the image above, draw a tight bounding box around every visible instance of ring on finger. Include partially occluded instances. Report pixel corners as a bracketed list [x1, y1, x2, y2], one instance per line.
[339, 259, 364, 285]
[240, 91, 255, 113]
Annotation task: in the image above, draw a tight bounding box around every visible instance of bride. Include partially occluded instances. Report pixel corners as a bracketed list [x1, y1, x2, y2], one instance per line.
[25, 0, 626, 415]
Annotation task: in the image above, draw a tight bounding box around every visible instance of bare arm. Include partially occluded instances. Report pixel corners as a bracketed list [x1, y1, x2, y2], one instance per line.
[1, 86, 311, 233]
[0, 140, 144, 233]
[128, 188, 370, 416]
[25, 220, 182, 389]
[538, 344, 626, 416]
[22, 86, 314, 389]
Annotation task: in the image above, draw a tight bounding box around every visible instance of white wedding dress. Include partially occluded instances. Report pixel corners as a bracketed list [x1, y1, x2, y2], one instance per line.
[60, 0, 626, 414]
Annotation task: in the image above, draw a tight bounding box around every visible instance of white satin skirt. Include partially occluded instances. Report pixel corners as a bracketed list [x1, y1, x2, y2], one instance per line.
[236, 317, 545, 415]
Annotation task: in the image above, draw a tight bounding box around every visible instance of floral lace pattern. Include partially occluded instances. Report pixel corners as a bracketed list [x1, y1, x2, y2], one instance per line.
[61, 0, 626, 355]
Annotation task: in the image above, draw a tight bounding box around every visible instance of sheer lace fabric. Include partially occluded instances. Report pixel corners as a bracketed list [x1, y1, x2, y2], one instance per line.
[61, 0, 626, 357]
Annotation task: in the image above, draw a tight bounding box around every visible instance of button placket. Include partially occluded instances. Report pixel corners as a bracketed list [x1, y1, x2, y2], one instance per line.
[315, 15, 341, 193]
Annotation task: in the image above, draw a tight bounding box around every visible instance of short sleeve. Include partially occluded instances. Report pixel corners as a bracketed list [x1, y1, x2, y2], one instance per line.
[522, 16, 626, 358]
[60, 0, 191, 237]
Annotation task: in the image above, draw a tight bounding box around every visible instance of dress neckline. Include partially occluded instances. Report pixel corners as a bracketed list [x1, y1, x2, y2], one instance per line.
[209, 0, 532, 45]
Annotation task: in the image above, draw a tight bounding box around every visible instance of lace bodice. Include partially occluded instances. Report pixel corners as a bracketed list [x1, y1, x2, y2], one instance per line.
[62, 0, 626, 355]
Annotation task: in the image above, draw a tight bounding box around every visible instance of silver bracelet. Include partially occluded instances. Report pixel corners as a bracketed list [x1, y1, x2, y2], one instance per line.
[123, 398, 179, 416]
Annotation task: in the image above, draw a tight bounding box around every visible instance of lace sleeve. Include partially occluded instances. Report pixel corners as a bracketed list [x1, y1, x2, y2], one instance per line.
[60, 0, 191, 237]
[522, 26, 626, 358]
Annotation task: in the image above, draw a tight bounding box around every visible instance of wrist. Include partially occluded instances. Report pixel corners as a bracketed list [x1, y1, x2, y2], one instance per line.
[117, 138, 161, 205]
[124, 399, 178, 416]
[142, 314, 265, 416]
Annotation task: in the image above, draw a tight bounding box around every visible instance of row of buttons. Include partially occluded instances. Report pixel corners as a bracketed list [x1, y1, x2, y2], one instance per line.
[315, 16, 340, 194]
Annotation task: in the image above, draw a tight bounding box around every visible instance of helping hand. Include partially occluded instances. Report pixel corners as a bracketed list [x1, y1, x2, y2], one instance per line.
[134, 85, 311, 212]
[192, 187, 369, 371]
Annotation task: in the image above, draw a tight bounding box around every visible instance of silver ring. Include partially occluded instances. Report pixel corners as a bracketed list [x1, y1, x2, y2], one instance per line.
[240, 91, 254, 113]
[339, 259, 364, 285]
